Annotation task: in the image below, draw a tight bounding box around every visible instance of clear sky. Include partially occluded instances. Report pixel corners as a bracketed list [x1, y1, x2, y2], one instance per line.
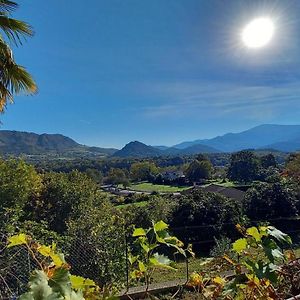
[1, 0, 300, 148]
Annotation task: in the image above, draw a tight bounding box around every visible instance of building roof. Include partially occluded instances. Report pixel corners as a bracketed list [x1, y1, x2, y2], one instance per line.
[200, 184, 245, 201]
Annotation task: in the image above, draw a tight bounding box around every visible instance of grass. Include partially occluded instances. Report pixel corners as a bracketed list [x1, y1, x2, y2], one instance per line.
[129, 182, 192, 193]
[151, 256, 233, 284]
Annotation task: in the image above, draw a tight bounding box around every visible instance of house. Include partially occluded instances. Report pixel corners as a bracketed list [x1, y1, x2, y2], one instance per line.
[199, 184, 246, 201]
[161, 170, 185, 181]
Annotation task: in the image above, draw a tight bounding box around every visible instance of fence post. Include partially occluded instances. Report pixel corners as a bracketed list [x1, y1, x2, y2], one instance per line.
[125, 233, 129, 292]
[185, 256, 189, 283]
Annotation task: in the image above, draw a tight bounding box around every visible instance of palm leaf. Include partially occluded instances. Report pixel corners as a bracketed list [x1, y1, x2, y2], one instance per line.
[0, 0, 18, 13]
[0, 15, 33, 45]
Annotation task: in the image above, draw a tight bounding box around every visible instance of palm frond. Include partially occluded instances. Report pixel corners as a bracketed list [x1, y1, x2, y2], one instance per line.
[0, 0, 18, 13]
[4, 63, 37, 95]
[0, 16, 33, 45]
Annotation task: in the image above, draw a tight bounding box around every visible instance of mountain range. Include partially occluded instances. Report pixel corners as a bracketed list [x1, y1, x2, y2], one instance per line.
[114, 124, 300, 157]
[0, 130, 117, 157]
[0, 124, 300, 158]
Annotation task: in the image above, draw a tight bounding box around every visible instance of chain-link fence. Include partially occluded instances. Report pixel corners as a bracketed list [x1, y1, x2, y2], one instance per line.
[1, 218, 300, 299]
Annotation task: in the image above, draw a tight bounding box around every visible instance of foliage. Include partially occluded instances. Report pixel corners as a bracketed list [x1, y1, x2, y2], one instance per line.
[170, 189, 243, 252]
[122, 196, 175, 229]
[209, 236, 233, 258]
[67, 200, 127, 286]
[187, 225, 294, 299]
[244, 181, 298, 221]
[130, 161, 158, 182]
[32, 170, 103, 233]
[0, 158, 42, 230]
[260, 153, 277, 169]
[0, 0, 37, 112]
[285, 153, 300, 183]
[227, 151, 259, 183]
[6, 234, 117, 300]
[105, 168, 129, 187]
[185, 159, 213, 182]
[128, 221, 194, 290]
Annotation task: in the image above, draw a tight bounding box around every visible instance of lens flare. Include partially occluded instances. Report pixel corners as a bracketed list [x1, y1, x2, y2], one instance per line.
[242, 17, 274, 48]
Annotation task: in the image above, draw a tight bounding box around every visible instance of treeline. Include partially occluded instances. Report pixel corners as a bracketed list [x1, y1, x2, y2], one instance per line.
[0, 153, 300, 285]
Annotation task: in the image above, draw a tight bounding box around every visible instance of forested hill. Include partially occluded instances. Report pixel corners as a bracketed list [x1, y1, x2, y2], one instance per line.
[0, 130, 117, 156]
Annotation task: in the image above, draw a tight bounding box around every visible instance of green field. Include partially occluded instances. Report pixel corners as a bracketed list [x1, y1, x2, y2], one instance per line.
[129, 182, 192, 193]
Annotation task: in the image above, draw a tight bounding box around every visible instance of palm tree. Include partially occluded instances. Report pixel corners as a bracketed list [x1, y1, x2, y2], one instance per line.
[0, 0, 37, 112]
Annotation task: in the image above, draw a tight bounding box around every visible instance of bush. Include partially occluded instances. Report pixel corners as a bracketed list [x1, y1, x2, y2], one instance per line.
[170, 189, 243, 253]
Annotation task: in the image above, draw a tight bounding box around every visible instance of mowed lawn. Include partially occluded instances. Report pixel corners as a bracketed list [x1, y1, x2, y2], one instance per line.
[129, 182, 192, 193]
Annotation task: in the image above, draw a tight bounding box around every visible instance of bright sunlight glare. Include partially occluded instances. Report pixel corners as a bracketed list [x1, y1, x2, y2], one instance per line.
[242, 17, 275, 48]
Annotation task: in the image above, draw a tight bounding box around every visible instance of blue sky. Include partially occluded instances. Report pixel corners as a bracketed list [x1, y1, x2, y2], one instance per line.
[1, 0, 300, 148]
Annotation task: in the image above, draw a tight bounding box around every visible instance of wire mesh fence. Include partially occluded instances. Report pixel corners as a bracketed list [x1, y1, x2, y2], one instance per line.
[1, 217, 300, 298]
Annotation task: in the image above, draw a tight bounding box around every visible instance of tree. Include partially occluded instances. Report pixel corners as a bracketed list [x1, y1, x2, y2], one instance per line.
[260, 154, 277, 169]
[227, 151, 259, 182]
[244, 182, 297, 221]
[0, 158, 41, 210]
[34, 171, 103, 233]
[0, 1, 37, 112]
[106, 167, 129, 187]
[170, 189, 243, 252]
[84, 168, 103, 184]
[130, 161, 158, 182]
[185, 159, 213, 182]
[285, 153, 300, 183]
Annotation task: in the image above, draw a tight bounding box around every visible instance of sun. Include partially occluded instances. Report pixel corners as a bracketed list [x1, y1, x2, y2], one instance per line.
[242, 17, 275, 48]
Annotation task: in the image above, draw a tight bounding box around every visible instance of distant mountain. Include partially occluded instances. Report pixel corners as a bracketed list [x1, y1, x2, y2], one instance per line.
[113, 141, 221, 158]
[0, 130, 117, 156]
[173, 125, 300, 152]
[113, 141, 161, 158]
[179, 144, 221, 154]
[153, 146, 169, 151]
[263, 139, 300, 152]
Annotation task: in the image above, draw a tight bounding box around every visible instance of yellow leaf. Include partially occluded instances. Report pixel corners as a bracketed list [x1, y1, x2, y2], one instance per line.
[213, 276, 225, 286]
[7, 234, 27, 248]
[246, 227, 261, 242]
[232, 238, 247, 253]
[37, 245, 52, 257]
[50, 253, 64, 267]
[70, 275, 95, 290]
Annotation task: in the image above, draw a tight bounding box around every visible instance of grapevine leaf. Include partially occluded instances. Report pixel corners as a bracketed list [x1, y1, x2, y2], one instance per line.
[138, 261, 146, 272]
[133, 228, 146, 237]
[70, 275, 95, 290]
[246, 227, 261, 242]
[267, 226, 292, 245]
[7, 233, 27, 248]
[149, 253, 176, 270]
[232, 238, 247, 253]
[37, 245, 52, 257]
[154, 221, 168, 232]
[19, 270, 60, 300]
[48, 268, 70, 296]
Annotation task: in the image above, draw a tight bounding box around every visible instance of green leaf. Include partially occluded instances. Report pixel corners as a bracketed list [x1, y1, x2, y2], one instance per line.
[138, 261, 146, 272]
[154, 220, 168, 232]
[267, 226, 292, 244]
[246, 227, 261, 242]
[7, 233, 27, 248]
[48, 268, 70, 296]
[19, 270, 59, 300]
[149, 253, 176, 270]
[70, 275, 95, 290]
[232, 238, 247, 253]
[133, 228, 146, 237]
